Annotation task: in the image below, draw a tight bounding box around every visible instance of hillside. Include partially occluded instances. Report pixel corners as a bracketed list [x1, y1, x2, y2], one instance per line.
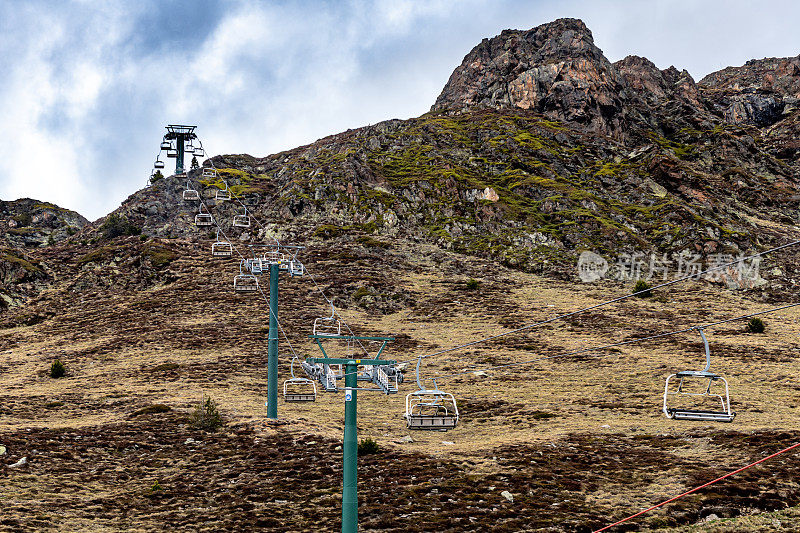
[2, 17, 800, 533]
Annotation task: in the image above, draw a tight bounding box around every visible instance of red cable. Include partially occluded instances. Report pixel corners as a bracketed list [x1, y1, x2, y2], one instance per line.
[592, 440, 800, 532]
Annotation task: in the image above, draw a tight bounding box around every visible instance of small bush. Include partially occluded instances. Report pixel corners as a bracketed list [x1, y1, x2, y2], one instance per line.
[358, 437, 380, 456]
[189, 396, 224, 431]
[50, 359, 65, 378]
[47, 235, 55, 245]
[149, 170, 164, 184]
[633, 279, 652, 298]
[66, 226, 77, 236]
[150, 480, 163, 492]
[101, 214, 141, 239]
[748, 317, 765, 333]
[465, 278, 480, 290]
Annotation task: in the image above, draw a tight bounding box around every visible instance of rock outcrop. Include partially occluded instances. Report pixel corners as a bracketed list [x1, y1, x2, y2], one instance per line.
[431, 18, 629, 136]
[1, 198, 88, 248]
[700, 56, 800, 127]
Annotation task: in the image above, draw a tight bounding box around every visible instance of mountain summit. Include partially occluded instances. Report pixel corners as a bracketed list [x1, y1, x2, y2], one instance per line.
[432, 18, 628, 135]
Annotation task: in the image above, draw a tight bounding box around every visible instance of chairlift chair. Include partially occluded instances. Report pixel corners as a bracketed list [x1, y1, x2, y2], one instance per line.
[663, 328, 735, 422]
[261, 250, 285, 266]
[193, 147, 205, 157]
[202, 168, 216, 178]
[313, 305, 341, 336]
[160, 141, 171, 150]
[216, 181, 231, 201]
[154, 159, 165, 169]
[211, 230, 232, 257]
[283, 359, 317, 402]
[288, 260, 304, 277]
[247, 257, 263, 275]
[185, 144, 195, 154]
[183, 182, 200, 201]
[233, 261, 259, 292]
[167, 149, 178, 158]
[194, 204, 213, 227]
[233, 208, 251, 228]
[405, 357, 458, 431]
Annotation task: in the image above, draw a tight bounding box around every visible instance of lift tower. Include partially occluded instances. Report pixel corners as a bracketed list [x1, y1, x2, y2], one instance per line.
[162, 125, 197, 175]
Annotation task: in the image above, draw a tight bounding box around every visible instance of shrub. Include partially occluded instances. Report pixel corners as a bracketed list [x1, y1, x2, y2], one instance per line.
[748, 317, 765, 333]
[47, 235, 55, 245]
[150, 480, 163, 492]
[358, 437, 380, 456]
[189, 396, 224, 431]
[66, 226, 77, 236]
[50, 359, 65, 378]
[149, 170, 164, 184]
[100, 214, 141, 239]
[633, 279, 652, 298]
[465, 278, 480, 290]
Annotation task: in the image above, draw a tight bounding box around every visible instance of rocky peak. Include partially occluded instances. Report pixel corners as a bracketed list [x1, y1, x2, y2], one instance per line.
[613, 56, 701, 109]
[431, 18, 628, 136]
[699, 55, 800, 127]
[0, 198, 88, 248]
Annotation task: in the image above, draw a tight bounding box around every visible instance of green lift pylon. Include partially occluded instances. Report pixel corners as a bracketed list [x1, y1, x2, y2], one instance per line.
[267, 262, 280, 419]
[306, 340, 396, 533]
[163, 124, 197, 175]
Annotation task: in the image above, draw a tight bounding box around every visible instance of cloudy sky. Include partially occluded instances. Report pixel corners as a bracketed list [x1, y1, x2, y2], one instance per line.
[1, 0, 798, 220]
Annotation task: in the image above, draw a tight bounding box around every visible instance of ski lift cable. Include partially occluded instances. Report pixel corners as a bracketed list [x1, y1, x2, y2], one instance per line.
[333, 239, 800, 381]
[431, 301, 800, 382]
[592, 440, 800, 532]
[180, 169, 302, 363]
[410, 239, 800, 365]
[194, 138, 370, 354]
[304, 268, 371, 357]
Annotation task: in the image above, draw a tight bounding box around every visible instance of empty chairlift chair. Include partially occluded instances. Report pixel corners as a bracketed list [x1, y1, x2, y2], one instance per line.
[233, 207, 251, 228]
[313, 305, 341, 337]
[283, 358, 317, 402]
[194, 204, 213, 227]
[216, 181, 231, 201]
[405, 357, 458, 431]
[202, 167, 216, 179]
[154, 158, 165, 169]
[233, 261, 259, 292]
[183, 181, 200, 201]
[211, 230, 232, 257]
[663, 328, 735, 422]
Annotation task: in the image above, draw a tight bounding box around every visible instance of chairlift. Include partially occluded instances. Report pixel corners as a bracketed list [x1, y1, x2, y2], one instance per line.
[160, 141, 171, 150]
[193, 147, 205, 157]
[216, 181, 231, 201]
[183, 182, 200, 201]
[233, 261, 259, 292]
[154, 158, 165, 169]
[202, 168, 216, 178]
[248, 257, 263, 275]
[405, 356, 458, 431]
[185, 144, 195, 154]
[233, 207, 251, 228]
[195, 204, 213, 226]
[288, 260, 304, 277]
[313, 304, 341, 336]
[663, 328, 735, 422]
[283, 358, 317, 402]
[262, 249, 285, 266]
[167, 149, 178, 158]
[211, 230, 232, 257]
